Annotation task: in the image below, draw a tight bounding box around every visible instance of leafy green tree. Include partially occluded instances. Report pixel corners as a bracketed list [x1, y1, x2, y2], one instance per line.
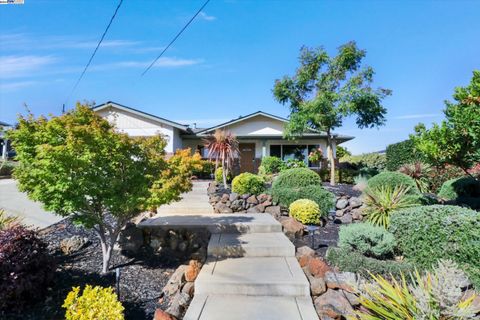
[336, 145, 351, 159]
[273, 42, 391, 185]
[8, 104, 201, 273]
[412, 71, 480, 178]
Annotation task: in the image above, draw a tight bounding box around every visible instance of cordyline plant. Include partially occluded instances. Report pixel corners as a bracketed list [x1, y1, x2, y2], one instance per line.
[7, 103, 202, 273]
[203, 129, 239, 188]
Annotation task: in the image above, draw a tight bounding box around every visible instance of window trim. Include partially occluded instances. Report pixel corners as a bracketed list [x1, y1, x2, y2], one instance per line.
[269, 144, 323, 169]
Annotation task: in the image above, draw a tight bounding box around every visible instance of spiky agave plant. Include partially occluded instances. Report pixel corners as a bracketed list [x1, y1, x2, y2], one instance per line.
[203, 129, 239, 188]
[399, 162, 430, 193]
[363, 185, 418, 228]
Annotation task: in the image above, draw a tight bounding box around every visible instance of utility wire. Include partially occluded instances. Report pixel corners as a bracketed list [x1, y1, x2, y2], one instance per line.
[141, 0, 210, 76]
[65, 0, 124, 106]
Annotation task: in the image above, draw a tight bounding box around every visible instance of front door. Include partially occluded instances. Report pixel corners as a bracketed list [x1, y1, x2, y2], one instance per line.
[239, 143, 255, 173]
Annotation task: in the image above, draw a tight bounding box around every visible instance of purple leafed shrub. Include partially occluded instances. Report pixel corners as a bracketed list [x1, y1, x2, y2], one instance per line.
[0, 225, 55, 311]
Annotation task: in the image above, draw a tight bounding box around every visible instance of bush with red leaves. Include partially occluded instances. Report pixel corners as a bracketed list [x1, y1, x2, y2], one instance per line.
[0, 225, 55, 311]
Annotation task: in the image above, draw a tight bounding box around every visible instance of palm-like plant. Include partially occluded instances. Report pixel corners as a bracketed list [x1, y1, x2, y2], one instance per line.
[203, 129, 239, 188]
[363, 185, 418, 228]
[398, 162, 430, 193]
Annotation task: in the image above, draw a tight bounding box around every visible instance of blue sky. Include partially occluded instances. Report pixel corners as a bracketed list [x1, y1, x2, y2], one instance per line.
[1, 0, 479, 154]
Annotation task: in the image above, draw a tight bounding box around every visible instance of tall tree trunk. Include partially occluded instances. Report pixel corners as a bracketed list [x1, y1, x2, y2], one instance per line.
[97, 224, 122, 274]
[327, 131, 336, 186]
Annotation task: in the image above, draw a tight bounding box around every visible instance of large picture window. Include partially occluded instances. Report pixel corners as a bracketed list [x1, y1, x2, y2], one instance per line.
[269, 144, 322, 168]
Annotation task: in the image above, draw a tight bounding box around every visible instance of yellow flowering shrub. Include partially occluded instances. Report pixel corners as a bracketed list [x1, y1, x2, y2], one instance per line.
[289, 199, 321, 225]
[63, 285, 124, 320]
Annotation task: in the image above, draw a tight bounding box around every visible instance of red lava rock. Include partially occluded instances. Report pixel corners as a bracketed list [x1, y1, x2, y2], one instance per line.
[185, 260, 202, 282]
[307, 257, 331, 278]
[298, 255, 312, 268]
[154, 308, 175, 320]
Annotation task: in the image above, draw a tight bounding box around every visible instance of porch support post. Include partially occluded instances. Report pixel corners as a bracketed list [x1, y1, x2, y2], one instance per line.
[1, 140, 7, 160]
[261, 140, 267, 158]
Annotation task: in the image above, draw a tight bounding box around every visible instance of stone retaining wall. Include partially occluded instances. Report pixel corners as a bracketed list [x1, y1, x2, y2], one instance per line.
[333, 195, 365, 223]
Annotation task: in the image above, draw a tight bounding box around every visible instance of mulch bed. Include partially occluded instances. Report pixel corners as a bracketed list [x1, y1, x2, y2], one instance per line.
[295, 183, 358, 258]
[3, 218, 188, 320]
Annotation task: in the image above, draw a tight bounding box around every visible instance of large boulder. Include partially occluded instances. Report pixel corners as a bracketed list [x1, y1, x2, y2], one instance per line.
[265, 205, 281, 218]
[166, 292, 190, 319]
[163, 265, 187, 296]
[246, 195, 258, 204]
[336, 198, 349, 209]
[349, 197, 363, 208]
[314, 289, 355, 318]
[184, 260, 202, 282]
[279, 217, 304, 239]
[308, 275, 327, 296]
[324, 271, 357, 292]
[60, 235, 89, 255]
[307, 257, 331, 278]
[296, 245, 316, 259]
[214, 202, 233, 213]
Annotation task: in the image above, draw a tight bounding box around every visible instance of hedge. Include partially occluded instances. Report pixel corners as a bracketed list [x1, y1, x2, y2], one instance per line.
[319, 168, 358, 184]
[271, 185, 334, 215]
[271, 167, 321, 190]
[231, 173, 265, 195]
[437, 176, 480, 209]
[385, 139, 421, 171]
[367, 171, 419, 195]
[389, 205, 480, 288]
[326, 247, 414, 278]
[341, 152, 387, 172]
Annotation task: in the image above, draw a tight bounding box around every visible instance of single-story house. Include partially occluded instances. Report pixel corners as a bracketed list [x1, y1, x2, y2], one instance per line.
[0, 121, 12, 160]
[93, 101, 354, 173]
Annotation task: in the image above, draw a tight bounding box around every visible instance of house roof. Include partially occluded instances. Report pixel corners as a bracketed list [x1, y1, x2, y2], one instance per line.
[93, 101, 189, 131]
[195, 111, 289, 135]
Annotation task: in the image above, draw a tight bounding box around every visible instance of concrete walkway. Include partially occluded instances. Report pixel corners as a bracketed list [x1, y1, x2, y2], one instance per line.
[140, 213, 318, 320]
[0, 179, 62, 229]
[156, 180, 214, 215]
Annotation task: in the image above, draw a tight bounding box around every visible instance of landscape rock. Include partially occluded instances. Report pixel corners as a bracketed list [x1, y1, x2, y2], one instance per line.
[296, 245, 316, 259]
[279, 217, 304, 239]
[214, 202, 233, 213]
[257, 193, 270, 203]
[184, 260, 202, 282]
[336, 198, 349, 209]
[307, 257, 331, 278]
[166, 292, 190, 318]
[335, 209, 345, 217]
[181, 282, 195, 297]
[342, 290, 360, 306]
[163, 265, 187, 296]
[265, 205, 281, 217]
[308, 275, 327, 296]
[60, 235, 89, 255]
[207, 182, 217, 194]
[154, 309, 176, 320]
[229, 192, 239, 202]
[221, 193, 230, 203]
[247, 205, 262, 213]
[314, 289, 354, 318]
[324, 271, 357, 292]
[337, 213, 353, 224]
[230, 199, 245, 211]
[351, 208, 363, 220]
[349, 197, 362, 208]
[246, 195, 258, 204]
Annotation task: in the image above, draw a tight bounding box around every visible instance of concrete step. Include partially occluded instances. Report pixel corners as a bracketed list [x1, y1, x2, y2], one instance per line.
[139, 213, 282, 234]
[195, 257, 310, 296]
[208, 232, 295, 258]
[184, 294, 318, 320]
[157, 207, 214, 214]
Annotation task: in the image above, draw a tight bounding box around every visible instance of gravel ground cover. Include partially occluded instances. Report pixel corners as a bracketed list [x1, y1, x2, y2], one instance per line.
[2, 218, 185, 320]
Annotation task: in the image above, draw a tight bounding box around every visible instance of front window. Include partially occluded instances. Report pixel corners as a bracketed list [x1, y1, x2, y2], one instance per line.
[269, 144, 322, 168]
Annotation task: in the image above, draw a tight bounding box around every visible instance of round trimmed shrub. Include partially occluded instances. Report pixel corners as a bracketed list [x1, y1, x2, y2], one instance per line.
[338, 223, 396, 258]
[63, 285, 125, 320]
[258, 156, 284, 175]
[389, 205, 480, 287]
[289, 199, 321, 225]
[0, 225, 56, 311]
[367, 171, 418, 194]
[232, 172, 265, 195]
[272, 167, 321, 190]
[272, 185, 334, 214]
[438, 177, 480, 209]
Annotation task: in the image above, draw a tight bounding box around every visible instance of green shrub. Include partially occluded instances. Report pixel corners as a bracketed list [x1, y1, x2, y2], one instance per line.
[272, 167, 321, 190]
[272, 185, 334, 214]
[258, 156, 284, 175]
[289, 199, 321, 225]
[214, 167, 231, 183]
[0, 161, 17, 176]
[338, 223, 396, 258]
[231, 172, 265, 195]
[63, 285, 124, 320]
[319, 168, 358, 184]
[367, 171, 418, 195]
[363, 185, 420, 228]
[386, 139, 421, 171]
[326, 247, 414, 278]
[438, 176, 480, 209]
[389, 205, 480, 288]
[341, 152, 387, 171]
[192, 160, 215, 179]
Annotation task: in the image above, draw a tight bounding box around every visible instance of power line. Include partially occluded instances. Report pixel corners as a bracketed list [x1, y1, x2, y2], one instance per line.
[141, 0, 210, 77]
[65, 0, 124, 106]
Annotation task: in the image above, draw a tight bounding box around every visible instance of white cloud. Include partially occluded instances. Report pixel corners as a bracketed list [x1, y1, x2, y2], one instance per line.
[393, 113, 442, 120]
[92, 57, 203, 70]
[0, 55, 57, 78]
[198, 11, 216, 21]
[0, 80, 38, 91]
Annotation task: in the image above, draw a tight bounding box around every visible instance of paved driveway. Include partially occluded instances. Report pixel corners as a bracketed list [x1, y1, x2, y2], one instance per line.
[0, 179, 62, 229]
